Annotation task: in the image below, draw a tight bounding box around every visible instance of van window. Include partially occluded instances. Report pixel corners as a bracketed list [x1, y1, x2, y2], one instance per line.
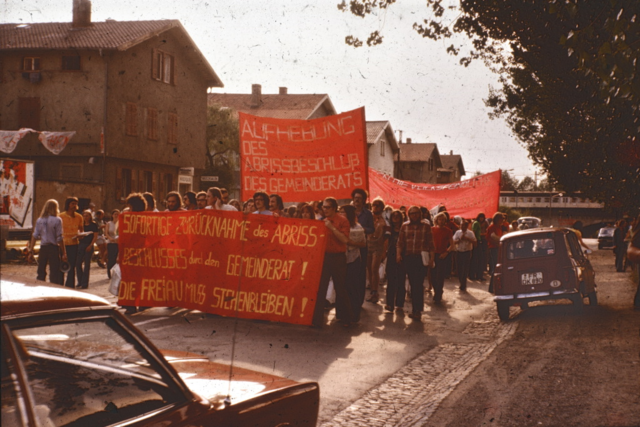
[507, 236, 555, 260]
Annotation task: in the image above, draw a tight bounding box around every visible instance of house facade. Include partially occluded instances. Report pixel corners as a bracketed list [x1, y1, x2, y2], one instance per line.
[366, 121, 399, 177]
[395, 140, 443, 184]
[437, 151, 466, 183]
[0, 1, 222, 215]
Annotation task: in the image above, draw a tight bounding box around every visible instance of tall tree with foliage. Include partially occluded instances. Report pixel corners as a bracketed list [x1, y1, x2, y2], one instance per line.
[339, 0, 640, 212]
[204, 105, 239, 192]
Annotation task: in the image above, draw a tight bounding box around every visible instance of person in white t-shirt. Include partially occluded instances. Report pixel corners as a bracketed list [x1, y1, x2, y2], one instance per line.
[205, 187, 237, 211]
[453, 220, 477, 291]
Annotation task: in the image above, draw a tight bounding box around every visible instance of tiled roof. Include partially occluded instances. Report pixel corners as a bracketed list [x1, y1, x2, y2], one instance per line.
[1, 20, 179, 50]
[366, 121, 399, 152]
[398, 142, 441, 164]
[440, 154, 466, 175]
[0, 20, 223, 87]
[366, 121, 387, 144]
[208, 93, 334, 120]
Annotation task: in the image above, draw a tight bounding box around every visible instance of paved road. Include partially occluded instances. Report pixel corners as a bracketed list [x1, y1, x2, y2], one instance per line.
[4, 239, 636, 426]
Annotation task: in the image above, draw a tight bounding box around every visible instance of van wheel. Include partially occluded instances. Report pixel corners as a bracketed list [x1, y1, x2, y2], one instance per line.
[572, 294, 584, 313]
[587, 291, 598, 306]
[497, 301, 510, 321]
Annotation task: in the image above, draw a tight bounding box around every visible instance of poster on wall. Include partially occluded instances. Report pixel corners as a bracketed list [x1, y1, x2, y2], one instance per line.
[0, 159, 34, 229]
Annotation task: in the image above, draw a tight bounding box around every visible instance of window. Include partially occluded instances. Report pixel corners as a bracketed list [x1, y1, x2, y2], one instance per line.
[122, 168, 132, 197]
[507, 236, 556, 260]
[146, 108, 158, 140]
[167, 113, 178, 145]
[22, 57, 40, 71]
[62, 55, 81, 70]
[142, 171, 153, 193]
[151, 49, 174, 85]
[18, 97, 40, 129]
[10, 316, 185, 426]
[380, 141, 385, 157]
[126, 102, 137, 136]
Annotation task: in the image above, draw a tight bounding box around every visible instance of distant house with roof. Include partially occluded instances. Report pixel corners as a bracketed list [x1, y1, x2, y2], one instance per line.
[438, 151, 466, 183]
[208, 84, 337, 120]
[395, 140, 443, 184]
[366, 121, 399, 176]
[0, 0, 223, 214]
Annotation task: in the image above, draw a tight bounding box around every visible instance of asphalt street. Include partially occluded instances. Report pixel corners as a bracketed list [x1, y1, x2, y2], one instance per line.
[3, 238, 638, 426]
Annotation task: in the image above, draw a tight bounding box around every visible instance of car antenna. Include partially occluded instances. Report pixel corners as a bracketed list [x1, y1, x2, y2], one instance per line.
[225, 231, 247, 407]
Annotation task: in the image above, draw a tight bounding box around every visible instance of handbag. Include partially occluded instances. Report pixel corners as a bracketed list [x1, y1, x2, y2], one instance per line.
[421, 251, 430, 266]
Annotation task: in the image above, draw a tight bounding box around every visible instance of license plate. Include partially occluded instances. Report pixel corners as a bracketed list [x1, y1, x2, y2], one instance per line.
[521, 272, 543, 285]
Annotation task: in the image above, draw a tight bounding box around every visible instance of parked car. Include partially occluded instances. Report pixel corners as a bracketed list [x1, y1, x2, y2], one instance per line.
[597, 226, 616, 249]
[516, 216, 542, 229]
[492, 228, 597, 321]
[1, 278, 319, 426]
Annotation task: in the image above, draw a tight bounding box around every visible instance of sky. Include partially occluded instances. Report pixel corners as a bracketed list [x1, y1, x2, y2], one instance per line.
[2, 0, 542, 182]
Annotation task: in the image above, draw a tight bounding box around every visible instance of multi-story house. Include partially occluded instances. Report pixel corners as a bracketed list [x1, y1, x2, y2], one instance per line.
[438, 151, 466, 183]
[366, 120, 399, 177]
[395, 139, 443, 184]
[0, 0, 223, 215]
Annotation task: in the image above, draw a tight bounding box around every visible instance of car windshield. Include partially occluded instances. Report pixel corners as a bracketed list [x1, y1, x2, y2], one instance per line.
[6, 316, 186, 426]
[506, 235, 556, 260]
[599, 228, 615, 237]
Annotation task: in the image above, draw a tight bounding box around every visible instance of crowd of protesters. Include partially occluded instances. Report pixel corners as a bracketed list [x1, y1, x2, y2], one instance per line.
[26, 186, 640, 323]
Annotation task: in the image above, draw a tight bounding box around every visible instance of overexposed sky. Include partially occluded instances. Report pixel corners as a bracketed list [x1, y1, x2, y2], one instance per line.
[2, 0, 541, 181]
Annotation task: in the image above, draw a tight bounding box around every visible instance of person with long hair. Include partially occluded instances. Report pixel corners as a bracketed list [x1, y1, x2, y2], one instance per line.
[105, 209, 120, 279]
[76, 209, 98, 289]
[366, 198, 387, 304]
[28, 199, 67, 285]
[298, 203, 316, 220]
[243, 198, 255, 214]
[339, 204, 367, 322]
[384, 209, 406, 313]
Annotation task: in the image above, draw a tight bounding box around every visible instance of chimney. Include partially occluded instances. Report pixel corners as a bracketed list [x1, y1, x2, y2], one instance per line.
[406, 138, 412, 144]
[279, 87, 288, 95]
[450, 150, 453, 155]
[250, 84, 262, 108]
[72, 0, 92, 28]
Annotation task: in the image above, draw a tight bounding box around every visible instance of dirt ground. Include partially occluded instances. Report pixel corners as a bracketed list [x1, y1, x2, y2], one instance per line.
[425, 248, 640, 427]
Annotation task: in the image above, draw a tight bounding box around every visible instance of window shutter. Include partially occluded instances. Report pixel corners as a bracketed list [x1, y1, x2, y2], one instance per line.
[153, 171, 157, 195]
[126, 102, 137, 136]
[151, 49, 159, 80]
[18, 97, 41, 130]
[115, 167, 122, 201]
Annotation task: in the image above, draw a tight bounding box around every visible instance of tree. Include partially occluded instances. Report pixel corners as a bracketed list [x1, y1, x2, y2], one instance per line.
[500, 170, 517, 191]
[339, 0, 640, 212]
[517, 176, 536, 192]
[204, 105, 239, 192]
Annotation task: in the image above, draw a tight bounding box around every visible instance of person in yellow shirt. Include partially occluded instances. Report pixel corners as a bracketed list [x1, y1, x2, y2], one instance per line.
[59, 196, 84, 288]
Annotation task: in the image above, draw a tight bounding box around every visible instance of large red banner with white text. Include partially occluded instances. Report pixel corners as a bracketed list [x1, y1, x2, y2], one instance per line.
[240, 108, 369, 201]
[369, 168, 501, 218]
[118, 210, 327, 325]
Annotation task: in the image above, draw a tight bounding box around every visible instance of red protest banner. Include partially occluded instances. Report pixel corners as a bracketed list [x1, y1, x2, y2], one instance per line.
[117, 210, 327, 325]
[369, 168, 502, 218]
[240, 107, 368, 201]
